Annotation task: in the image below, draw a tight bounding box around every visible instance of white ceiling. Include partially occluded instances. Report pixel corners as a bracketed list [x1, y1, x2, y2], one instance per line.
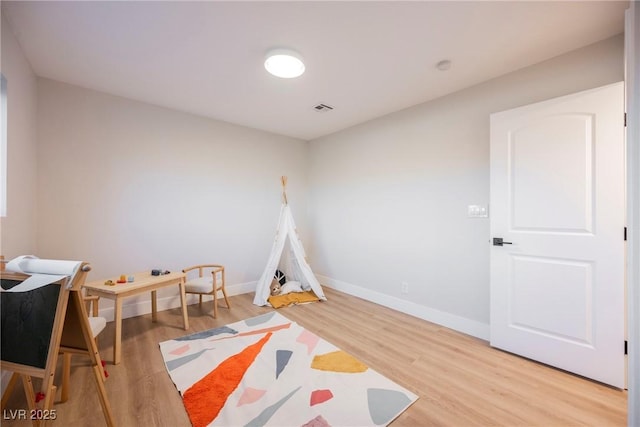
[1, 1, 628, 140]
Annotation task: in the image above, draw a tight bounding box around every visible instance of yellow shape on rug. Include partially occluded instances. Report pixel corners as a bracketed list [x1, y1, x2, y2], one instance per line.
[311, 350, 368, 373]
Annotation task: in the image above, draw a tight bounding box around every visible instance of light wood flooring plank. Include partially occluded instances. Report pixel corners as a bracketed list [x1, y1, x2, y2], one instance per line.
[1, 287, 626, 426]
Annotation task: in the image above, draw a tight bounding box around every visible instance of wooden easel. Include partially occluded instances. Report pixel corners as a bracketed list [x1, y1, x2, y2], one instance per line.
[0, 260, 115, 426]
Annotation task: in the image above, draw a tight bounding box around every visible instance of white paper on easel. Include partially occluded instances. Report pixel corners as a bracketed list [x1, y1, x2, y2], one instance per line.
[2, 255, 82, 292]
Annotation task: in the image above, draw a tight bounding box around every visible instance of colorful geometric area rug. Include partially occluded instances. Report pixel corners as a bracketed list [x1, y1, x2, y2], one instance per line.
[159, 312, 418, 427]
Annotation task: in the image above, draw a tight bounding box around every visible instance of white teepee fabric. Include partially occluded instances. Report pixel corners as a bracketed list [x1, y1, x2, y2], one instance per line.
[253, 204, 326, 306]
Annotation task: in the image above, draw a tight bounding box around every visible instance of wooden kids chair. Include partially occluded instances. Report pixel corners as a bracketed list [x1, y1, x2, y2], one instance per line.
[182, 264, 230, 319]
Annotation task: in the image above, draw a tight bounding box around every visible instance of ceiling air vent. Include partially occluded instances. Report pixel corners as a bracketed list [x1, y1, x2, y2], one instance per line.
[313, 103, 334, 112]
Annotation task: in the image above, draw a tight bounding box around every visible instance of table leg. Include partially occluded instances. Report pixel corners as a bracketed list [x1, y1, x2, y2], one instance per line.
[179, 278, 189, 330]
[113, 298, 123, 365]
[151, 290, 157, 322]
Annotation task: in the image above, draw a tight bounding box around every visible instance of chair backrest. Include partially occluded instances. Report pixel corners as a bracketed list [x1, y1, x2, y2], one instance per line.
[184, 264, 224, 280]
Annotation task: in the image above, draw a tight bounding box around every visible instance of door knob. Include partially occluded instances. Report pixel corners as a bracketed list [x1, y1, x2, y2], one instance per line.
[493, 237, 513, 246]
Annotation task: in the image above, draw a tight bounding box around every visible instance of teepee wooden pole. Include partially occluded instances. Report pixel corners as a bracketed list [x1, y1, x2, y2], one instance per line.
[281, 176, 288, 205]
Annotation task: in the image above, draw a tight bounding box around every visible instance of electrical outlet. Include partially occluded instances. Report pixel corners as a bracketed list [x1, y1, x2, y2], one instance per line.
[401, 281, 409, 294]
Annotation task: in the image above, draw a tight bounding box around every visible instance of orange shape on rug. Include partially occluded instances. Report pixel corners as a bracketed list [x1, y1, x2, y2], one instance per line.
[183, 332, 272, 427]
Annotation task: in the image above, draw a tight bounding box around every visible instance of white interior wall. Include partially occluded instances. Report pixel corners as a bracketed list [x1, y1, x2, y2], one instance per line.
[308, 35, 624, 338]
[0, 11, 39, 395]
[1, 21, 626, 338]
[35, 79, 309, 319]
[0, 12, 38, 257]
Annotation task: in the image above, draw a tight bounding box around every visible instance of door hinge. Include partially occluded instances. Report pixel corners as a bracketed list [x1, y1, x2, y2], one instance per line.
[624, 226, 627, 241]
[625, 340, 628, 355]
[624, 112, 627, 127]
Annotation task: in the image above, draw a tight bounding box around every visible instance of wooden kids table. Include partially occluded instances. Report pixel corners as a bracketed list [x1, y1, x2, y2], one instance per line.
[83, 271, 189, 364]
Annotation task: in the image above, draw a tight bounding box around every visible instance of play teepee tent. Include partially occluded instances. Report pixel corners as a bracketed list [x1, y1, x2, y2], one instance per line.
[253, 177, 327, 306]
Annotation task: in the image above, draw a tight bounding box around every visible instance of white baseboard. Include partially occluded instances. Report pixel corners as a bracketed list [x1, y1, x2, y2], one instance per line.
[97, 281, 256, 322]
[94, 276, 489, 341]
[317, 274, 490, 341]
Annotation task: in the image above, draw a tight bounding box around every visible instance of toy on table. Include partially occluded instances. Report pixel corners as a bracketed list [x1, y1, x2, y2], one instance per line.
[151, 269, 170, 276]
[116, 275, 127, 284]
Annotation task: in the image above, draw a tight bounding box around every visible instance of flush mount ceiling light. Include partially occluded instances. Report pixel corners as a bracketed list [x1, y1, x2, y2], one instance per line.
[264, 49, 305, 78]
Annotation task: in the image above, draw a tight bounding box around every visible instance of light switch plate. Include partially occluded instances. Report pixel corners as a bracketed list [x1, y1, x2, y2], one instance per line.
[468, 204, 489, 218]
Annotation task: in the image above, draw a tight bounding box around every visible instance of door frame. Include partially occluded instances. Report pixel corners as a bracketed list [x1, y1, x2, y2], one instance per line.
[625, 3, 640, 425]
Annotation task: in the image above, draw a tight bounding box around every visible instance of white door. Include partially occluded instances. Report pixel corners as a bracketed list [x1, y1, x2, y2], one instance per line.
[490, 82, 625, 388]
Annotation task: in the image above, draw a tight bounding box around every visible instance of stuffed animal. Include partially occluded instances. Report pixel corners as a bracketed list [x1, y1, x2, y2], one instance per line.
[270, 279, 304, 296]
[270, 279, 281, 296]
[278, 280, 303, 295]
[270, 270, 287, 296]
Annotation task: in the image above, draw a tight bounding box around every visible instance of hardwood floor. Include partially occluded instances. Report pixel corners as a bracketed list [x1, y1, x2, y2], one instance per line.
[1, 287, 626, 426]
